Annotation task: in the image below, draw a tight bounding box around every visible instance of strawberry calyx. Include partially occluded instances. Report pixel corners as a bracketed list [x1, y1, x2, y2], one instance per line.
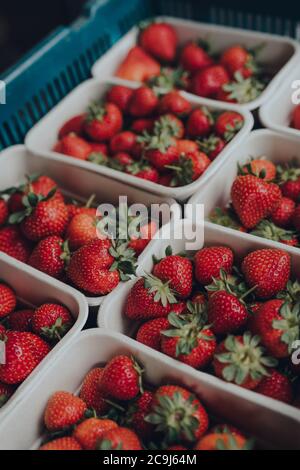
[222, 71, 265, 105]
[88, 152, 109, 166]
[0, 173, 41, 197]
[143, 273, 177, 307]
[98, 439, 123, 451]
[153, 115, 181, 139]
[197, 135, 222, 154]
[209, 207, 244, 231]
[109, 240, 137, 281]
[137, 130, 175, 153]
[41, 316, 72, 342]
[59, 240, 71, 266]
[166, 153, 195, 186]
[277, 280, 300, 303]
[272, 302, 300, 353]
[0, 393, 10, 408]
[86, 102, 107, 123]
[250, 220, 296, 243]
[147, 67, 189, 95]
[238, 161, 267, 180]
[131, 355, 145, 395]
[206, 269, 255, 302]
[215, 434, 254, 451]
[145, 390, 200, 443]
[8, 187, 57, 224]
[276, 164, 300, 184]
[126, 160, 153, 175]
[216, 332, 278, 385]
[152, 245, 173, 265]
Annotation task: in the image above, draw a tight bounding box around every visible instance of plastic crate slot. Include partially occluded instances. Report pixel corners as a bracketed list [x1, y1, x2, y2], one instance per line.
[25, 102, 39, 125]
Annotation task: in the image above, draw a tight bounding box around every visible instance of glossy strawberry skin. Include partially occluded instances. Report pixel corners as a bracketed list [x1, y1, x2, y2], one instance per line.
[39, 437, 82, 451]
[153, 255, 193, 299]
[0, 199, 8, 226]
[116, 46, 160, 82]
[180, 42, 213, 73]
[0, 226, 32, 263]
[191, 65, 230, 98]
[146, 146, 179, 172]
[281, 178, 300, 202]
[58, 114, 86, 139]
[106, 85, 134, 112]
[186, 108, 212, 137]
[136, 317, 171, 350]
[221, 45, 253, 78]
[254, 369, 293, 404]
[99, 355, 140, 401]
[128, 87, 158, 117]
[73, 418, 118, 450]
[271, 197, 296, 228]
[207, 291, 248, 335]
[44, 391, 87, 432]
[110, 131, 137, 155]
[99, 427, 142, 450]
[8, 309, 34, 332]
[127, 391, 154, 440]
[66, 213, 99, 251]
[32, 303, 73, 341]
[194, 246, 234, 285]
[29, 235, 66, 278]
[79, 368, 108, 415]
[139, 22, 178, 62]
[0, 284, 16, 319]
[158, 91, 192, 116]
[215, 111, 243, 139]
[85, 103, 123, 142]
[59, 134, 92, 160]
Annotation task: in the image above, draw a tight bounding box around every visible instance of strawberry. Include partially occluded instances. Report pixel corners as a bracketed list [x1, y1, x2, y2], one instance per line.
[79, 368, 108, 415]
[292, 104, 300, 130]
[126, 391, 154, 440]
[146, 66, 189, 94]
[194, 246, 234, 286]
[128, 86, 158, 117]
[99, 355, 142, 401]
[58, 114, 85, 139]
[169, 151, 210, 185]
[191, 65, 230, 98]
[146, 385, 209, 443]
[254, 369, 293, 404]
[0, 331, 50, 384]
[207, 289, 249, 335]
[89, 142, 108, 155]
[180, 41, 213, 72]
[112, 152, 134, 168]
[161, 307, 216, 369]
[85, 102, 123, 142]
[67, 239, 136, 295]
[131, 118, 154, 134]
[73, 418, 118, 450]
[128, 220, 157, 256]
[106, 85, 133, 112]
[0, 284, 16, 319]
[215, 111, 243, 141]
[0, 226, 31, 263]
[124, 274, 178, 320]
[139, 22, 178, 62]
[186, 107, 213, 138]
[66, 213, 101, 251]
[0, 382, 14, 408]
[176, 139, 198, 154]
[29, 236, 70, 278]
[98, 427, 142, 450]
[253, 299, 299, 358]
[58, 133, 92, 160]
[277, 165, 300, 202]
[145, 143, 179, 172]
[167, 445, 187, 450]
[220, 73, 265, 104]
[39, 437, 82, 451]
[8, 309, 34, 332]
[231, 175, 282, 229]
[241, 248, 290, 299]
[126, 162, 159, 183]
[32, 303, 73, 342]
[158, 91, 192, 115]
[195, 433, 250, 450]
[116, 46, 160, 82]
[154, 114, 184, 139]
[67, 204, 96, 223]
[197, 135, 226, 160]
[293, 205, 300, 232]
[0, 199, 8, 226]
[213, 332, 277, 389]
[44, 391, 87, 431]
[110, 131, 137, 155]
[152, 248, 193, 299]
[250, 220, 298, 247]
[209, 207, 247, 232]
[221, 45, 256, 79]
[240, 159, 276, 182]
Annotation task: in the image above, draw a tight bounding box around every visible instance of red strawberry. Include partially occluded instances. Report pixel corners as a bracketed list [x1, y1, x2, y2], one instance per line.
[241, 249, 290, 299]
[106, 85, 133, 112]
[277, 164, 300, 202]
[197, 135, 226, 160]
[8, 309, 34, 332]
[126, 391, 154, 440]
[176, 139, 198, 154]
[293, 205, 300, 232]
[253, 299, 299, 358]
[231, 175, 282, 229]
[152, 249, 193, 299]
[180, 41, 213, 72]
[292, 104, 300, 130]
[195, 432, 249, 450]
[58, 114, 86, 139]
[221, 45, 255, 79]
[158, 91, 192, 116]
[58, 133, 92, 160]
[112, 152, 134, 168]
[250, 219, 298, 247]
[98, 427, 142, 450]
[0, 382, 14, 408]
[0, 284, 16, 319]
[0, 226, 31, 263]
[32, 303, 73, 342]
[84, 102, 123, 142]
[116, 46, 160, 82]
[67, 239, 136, 295]
[139, 22, 178, 62]
[158, 172, 175, 187]
[99, 355, 142, 401]
[128, 86, 158, 117]
[194, 246, 234, 286]
[89, 142, 108, 155]
[161, 308, 216, 369]
[254, 369, 293, 404]
[147, 385, 209, 443]
[186, 107, 213, 138]
[207, 290, 249, 335]
[39, 437, 82, 451]
[154, 114, 184, 139]
[44, 391, 87, 431]
[136, 318, 169, 350]
[66, 213, 100, 251]
[191, 65, 230, 98]
[79, 368, 108, 415]
[73, 418, 118, 450]
[126, 161, 159, 183]
[29, 236, 70, 278]
[131, 118, 154, 134]
[0, 331, 50, 384]
[170, 151, 210, 185]
[215, 111, 243, 141]
[240, 158, 276, 182]
[213, 332, 277, 389]
[145, 144, 179, 172]
[124, 274, 178, 320]
[0, 199, 8, 227]
[110, 131, 137, 155]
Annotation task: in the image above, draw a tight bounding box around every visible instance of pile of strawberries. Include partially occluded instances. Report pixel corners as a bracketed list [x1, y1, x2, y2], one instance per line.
[0, 281, 74, 408]
[0, 174, 158, 296]
[115, 21, 267, 104]
[291, 104, 300, 131]
[209, 157, 300, 247]
[52, 84, 244, 187]
[122, 245, 300, 406]
[39, 354, 254, 451]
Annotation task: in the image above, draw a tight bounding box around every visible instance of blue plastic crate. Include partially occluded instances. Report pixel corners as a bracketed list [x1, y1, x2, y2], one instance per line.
[0, 0, 299, 150]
